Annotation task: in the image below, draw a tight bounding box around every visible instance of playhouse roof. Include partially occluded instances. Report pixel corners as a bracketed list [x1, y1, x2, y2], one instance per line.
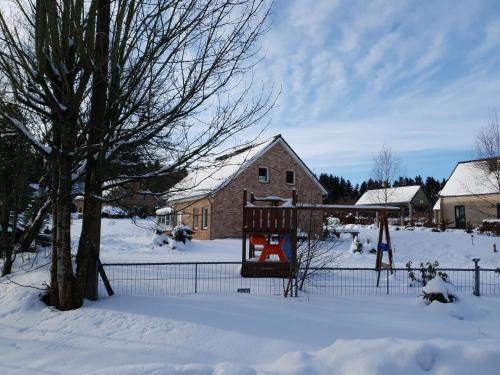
[439, 159, 499, 197]
[164, 135, 327, 203]
[355, 185, 422, 205]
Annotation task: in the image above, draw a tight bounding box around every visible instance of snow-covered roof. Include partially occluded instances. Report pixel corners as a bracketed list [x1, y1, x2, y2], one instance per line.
[440, 159, 499, 197]
[165, 135, 327, 203]
[156, 206, 173, 215]
[355, 185, 422, 205]
[101, 205, 127, 216]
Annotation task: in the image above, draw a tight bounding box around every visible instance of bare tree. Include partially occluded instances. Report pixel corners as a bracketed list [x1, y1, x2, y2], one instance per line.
[475, 114, 500, 193]
[288, 195, 341, 296]
[465, 114, 500, 217]
[0, 107, 44, 276]
[372, 146, 401, 205]
[0, 0, 273, 309]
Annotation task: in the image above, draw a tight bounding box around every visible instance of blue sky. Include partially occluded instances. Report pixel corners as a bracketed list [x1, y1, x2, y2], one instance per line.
[257, 0, 500, 183]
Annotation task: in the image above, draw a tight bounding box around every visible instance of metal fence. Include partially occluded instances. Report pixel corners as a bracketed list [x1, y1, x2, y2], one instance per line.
[98, 261, 500, 298]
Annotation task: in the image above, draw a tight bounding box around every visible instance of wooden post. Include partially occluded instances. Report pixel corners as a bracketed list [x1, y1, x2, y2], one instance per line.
[97, 259, 114, 297]
[376, 210, 394, 286]
[384, 212, 393, 269]
[242, 190, 247, 263]
[376, 212, 384, 270]
[409, 203, 414, 226]
[400, 207, 404, 226]
[292, 189, 298, 297]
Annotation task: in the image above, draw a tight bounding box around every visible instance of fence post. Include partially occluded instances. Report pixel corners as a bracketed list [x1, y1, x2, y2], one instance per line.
[472, 258, 480, 296]
[195, 263, 198, 294]
[386, 268, 389, 295]
[294, 274, 298, 297]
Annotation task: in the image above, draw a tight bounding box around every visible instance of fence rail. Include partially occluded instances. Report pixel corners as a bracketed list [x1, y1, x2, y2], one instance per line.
[98, 261, 500, 298]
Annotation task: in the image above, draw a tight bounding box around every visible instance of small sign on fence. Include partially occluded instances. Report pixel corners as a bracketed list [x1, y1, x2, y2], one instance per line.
[237, 288, 251, 294]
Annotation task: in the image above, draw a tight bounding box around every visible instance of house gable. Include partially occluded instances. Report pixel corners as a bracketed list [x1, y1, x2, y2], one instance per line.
[210, 140, 326, 239]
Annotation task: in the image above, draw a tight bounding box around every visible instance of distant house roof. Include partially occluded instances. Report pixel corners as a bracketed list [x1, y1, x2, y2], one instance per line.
[164, 135, 327, 203]
[440, 158, 499, 197]
[355, 185, 422, 205]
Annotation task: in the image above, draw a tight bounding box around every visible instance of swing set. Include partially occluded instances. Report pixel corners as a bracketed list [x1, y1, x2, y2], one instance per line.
[240, 189, 399, 285]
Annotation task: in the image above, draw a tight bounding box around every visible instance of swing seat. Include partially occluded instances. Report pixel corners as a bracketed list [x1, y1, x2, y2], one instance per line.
[249, 235, 288, 263]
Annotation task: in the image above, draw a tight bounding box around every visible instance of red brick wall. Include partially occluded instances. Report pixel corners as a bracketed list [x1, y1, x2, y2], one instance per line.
[119, 193, 158, 215]
[173, 198, 213, 240]
[211, 142, 325, 239]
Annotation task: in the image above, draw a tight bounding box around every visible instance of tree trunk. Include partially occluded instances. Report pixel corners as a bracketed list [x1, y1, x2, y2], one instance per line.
[75, 0, 110, 302]
[49, 158, 59, 307]
[0, 204, 12, 276]
[76, 195, 102, 301]
[55, 142, 78, 310]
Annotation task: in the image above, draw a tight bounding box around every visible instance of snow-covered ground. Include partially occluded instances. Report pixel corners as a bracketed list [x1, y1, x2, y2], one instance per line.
[1, 218, 500, 374]
[72, 218, 500, 269]
[1, 271, 500, 374]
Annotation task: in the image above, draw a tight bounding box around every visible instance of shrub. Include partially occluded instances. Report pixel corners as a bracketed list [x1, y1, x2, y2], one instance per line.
[350, 236, 362, 253]
[171, 225, 194, 244]
[153, 233, 170, 246]
[439, 218, 452, 232]
[342, 215, 356, 225]
[422, 277, 456, 304]
[478, 220, 500, 236]
[465, 221, 473, 234]
[406, 261, 449, 286]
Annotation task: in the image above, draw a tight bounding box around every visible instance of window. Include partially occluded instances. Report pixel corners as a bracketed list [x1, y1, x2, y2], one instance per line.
[201, 207, 208, 229]
[193, 208, 199, 229]
[177, 211, 183, 226]
[497, 204, 500, 219]
[454, 205, 466, 229]
[139, 193, 146, 200]
[286, 170, 295, 185]
[258, 167, 268, 183]
[157, 214, 172, 230]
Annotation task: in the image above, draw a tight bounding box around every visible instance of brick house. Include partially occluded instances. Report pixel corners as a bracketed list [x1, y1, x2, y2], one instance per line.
[157, 135, 328, 240]
[74, 181, 161, 217]
[115, 181, 160, 216]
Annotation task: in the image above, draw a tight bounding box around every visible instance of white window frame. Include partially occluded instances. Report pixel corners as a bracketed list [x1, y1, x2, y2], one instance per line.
[286, 170, 295, 185]
[258, 167, 269, 183]
[157, 214, 172, 230]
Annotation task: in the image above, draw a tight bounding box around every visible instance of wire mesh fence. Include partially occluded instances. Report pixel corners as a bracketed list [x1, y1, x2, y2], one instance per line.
[98, 262, 500, 298]
[99, 262, 289, 297]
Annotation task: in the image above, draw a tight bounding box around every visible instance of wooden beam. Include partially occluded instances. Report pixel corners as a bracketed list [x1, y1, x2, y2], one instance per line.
[296, 203, 400, 213]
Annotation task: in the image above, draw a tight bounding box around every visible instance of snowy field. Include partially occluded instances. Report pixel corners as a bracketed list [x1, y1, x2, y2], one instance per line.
[1, 218, 500, 374]
[70, 218, 500, 269]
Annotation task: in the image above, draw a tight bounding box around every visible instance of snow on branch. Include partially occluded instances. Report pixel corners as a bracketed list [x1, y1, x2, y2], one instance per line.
[3, 115, 52, 155]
